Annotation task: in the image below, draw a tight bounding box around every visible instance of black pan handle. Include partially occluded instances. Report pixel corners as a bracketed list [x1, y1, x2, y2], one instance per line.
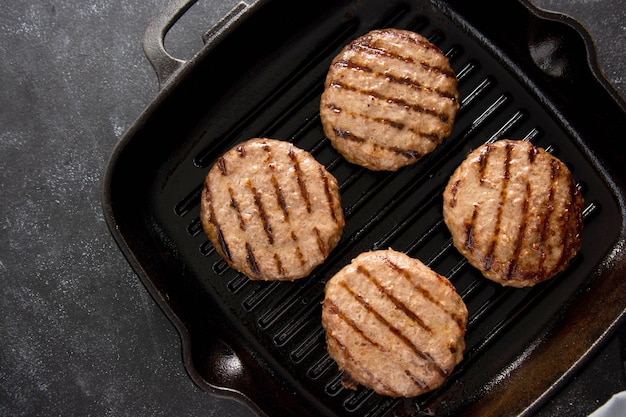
[142, 0, 249, 89]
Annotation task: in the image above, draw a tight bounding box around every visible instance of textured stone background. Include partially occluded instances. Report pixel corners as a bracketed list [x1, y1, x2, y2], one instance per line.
[1, 1, 624, 416]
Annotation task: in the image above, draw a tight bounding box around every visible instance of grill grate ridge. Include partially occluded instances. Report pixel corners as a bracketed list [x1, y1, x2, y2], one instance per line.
[290, 326, 325, 363]
[272, 293, 323, 346]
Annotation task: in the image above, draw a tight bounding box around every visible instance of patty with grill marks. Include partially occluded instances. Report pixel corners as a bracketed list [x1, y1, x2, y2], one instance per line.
[322, 249, 467, 397]
[443, 139, 584, 288]
[200, 138, 345, 281]
[320, 28, 459, 171]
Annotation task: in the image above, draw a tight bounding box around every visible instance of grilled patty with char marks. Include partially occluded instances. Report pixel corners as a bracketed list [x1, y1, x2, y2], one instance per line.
[320, 28, 459, 171]
[443, 139, 584, 287]
[200, 138, 345, 281]
[322, 249, 467, 397]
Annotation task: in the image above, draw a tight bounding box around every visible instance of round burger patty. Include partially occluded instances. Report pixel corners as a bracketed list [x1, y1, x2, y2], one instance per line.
[320, 28, 459, 171]
[322, 249, 467, 397]
[200, 138, 345, 281]
[443, 139, 584, 288]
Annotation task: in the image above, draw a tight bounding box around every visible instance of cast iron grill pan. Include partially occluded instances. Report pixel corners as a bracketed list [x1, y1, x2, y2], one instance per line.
[103, 0, 626, 416]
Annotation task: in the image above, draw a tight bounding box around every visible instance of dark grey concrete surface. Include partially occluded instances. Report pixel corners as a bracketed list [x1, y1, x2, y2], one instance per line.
[0, 1, 624, 416]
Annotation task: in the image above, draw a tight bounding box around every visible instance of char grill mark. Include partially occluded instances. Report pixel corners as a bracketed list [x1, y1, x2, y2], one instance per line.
[449, 179, 460, 208]
[324, 306, 403, 396]
[246, 179, 273, 245]
[290, 229, 308, 266]
[295, 245, 306, 266]
[477, 144, 490, 183]
[351, 31, 458, 83]
[288, 147, 312, 213]
[328, 77, 453, 123]
[271, 174, 289, 220]
[381, 255, 466, 330]
[215, 226, 232, 263]
[464, 207, 478, 251]
[483, 142, 513, 272]
[337, 280, 448, 378]
[228, 187, 246, 230]
[405, 370, 430, 391]
[356, 265, 433, 333]
[332, 128, 424, 160]
[319, 166, 340, 224]
[528, 143, 539, 162]
[325, 299, 386, 351]
[326, 95, 442, 142]
[245, 242, 261, 278]
[314, 227, 327, 257]
[335, 58, 456, 102]
[217, 156, 228, 175]
[273, 253, 285, 277]
[333, 128, 364, 143]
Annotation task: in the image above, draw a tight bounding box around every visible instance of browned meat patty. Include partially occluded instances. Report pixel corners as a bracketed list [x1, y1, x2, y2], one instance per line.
[322, 249, 467, 397]
[320, 28, 459, 171]
[200, 138, 345, 281]
[443, 139, 584, 288]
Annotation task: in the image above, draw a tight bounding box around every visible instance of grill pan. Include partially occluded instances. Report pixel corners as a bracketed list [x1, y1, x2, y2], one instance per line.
[102, 0, 626, 415]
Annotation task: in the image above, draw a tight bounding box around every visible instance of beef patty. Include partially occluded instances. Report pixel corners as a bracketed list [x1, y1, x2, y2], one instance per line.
[322, 249, 467, 397]
[200, 138, 345, 281]
[443, 139, 584, 287]
[320, 28, 459, 171]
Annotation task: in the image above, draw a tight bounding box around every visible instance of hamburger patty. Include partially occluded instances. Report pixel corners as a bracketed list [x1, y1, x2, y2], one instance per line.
[320, 28, 459, 171]
[322, 249, 467, 397]
[200, 138, 345, 281]
[443, 139, 584, 287]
